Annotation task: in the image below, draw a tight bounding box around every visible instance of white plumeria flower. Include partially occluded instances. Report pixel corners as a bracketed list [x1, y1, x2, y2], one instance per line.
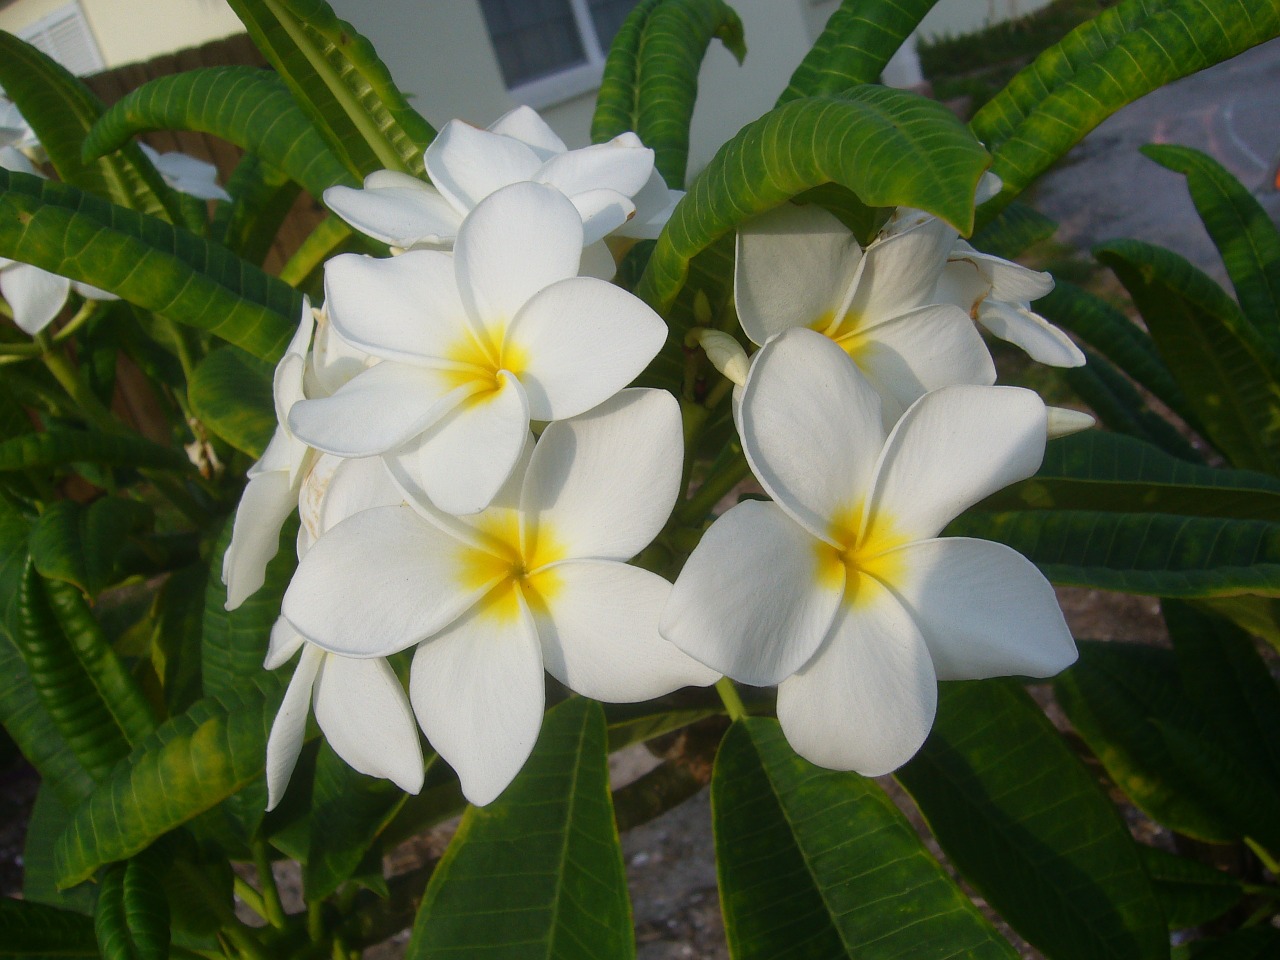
[0, 147, 117, 335]
[280, 388, 718, 805]
[289, 181, 667, 516]
[661, 329, 1076, 775]
[734, 202, 996, 424]
[139, 143, 231, 202]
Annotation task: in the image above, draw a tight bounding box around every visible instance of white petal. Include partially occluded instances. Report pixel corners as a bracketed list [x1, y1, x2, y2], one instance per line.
[323, 176, 461, 248]
[977, 300, 1086, 367]
[865, 384, 1047, 544]
[298, 453, 402, 550]
[487, 105, 567, 157]
[265, 616, 305, 670]
[324, 251, 467, 362]
[424, 120, 542, 214]
[660, 500, 841, 686]
[535, 560, 718, 701]
[453, 181, 582, 326]
[388, 371, 530, 515]
[734, 203, 860, 346]
[739, 329, 884, 542]
[536, 137, 654, 201]
[313, 653, 424, 793]
[1, 263, 69, 334]
[887, 537, 1076, 680]
[265, 644, 323, 810]
[222, 469, 297, 610]
[776, 578, 936, 775]
[618, 169, 681, 239]
[410, 591, 545, 806]
[309, 311, 373, 397]
[69, 281, 117, 302]
[288, 361, 470, 458]
[571, 188, 635, 245]
[149, 150, 231, 201]
[839, 216, 955, 327]
[506, 276, 665, 421]
[521, 388, 680, 562]
[578, 240, 618, 280]
[1047, 406, 1095, 438]
[958, 245, 1054, 302]
[282, 505, 488, 658]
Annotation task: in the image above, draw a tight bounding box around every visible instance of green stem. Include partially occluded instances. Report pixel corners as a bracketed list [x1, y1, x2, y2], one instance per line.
[1246, 837, 1280, 875]
[52, 299, 98, 343]
[40, 338, 117, 432]
[307, 900, 324, 944]
[221, 922, 271, 960]
[0, 341, 42, 357]
[252, 841, 288, 929]
[280, 217, 354, 287]
[716, 677, 747, 722]
[677, 453, 750, 525]
[233, 875, 269, 922]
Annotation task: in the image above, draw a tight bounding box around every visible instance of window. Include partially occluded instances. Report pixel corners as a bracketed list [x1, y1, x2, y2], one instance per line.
[16, 1, 105, 77]
[479, 0, 640, 108]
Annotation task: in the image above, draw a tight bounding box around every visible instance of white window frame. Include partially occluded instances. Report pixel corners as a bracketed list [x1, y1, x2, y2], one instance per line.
[15, 1, 105, 77]
[498, 0, 613, 110]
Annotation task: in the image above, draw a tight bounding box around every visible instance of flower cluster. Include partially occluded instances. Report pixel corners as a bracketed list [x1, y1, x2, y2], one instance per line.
[229, 108, 1079, 805]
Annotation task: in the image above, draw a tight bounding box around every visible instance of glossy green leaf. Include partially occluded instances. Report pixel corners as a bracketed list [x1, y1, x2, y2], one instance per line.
[0, 896, 98, 957]
[636, 86, 989, 318]
[188, 347, 276, 458]
[0, 170, 299, 361]
[1097, 239, 1280, 474]
[1144, 143, 1280, 352]
[150, 564, 208, 717]
[30, 499, 152, 597]
[94, 856, 169, 960]
[778, 0, 934, 103]
[1138, 845, 1243, 931]
[54, 674, 285, 888]
[213, 153, 302, 265]
[969, 200, 1057, 260]
[407, 698, 633, 959]
[83, 66, 356, 201]
[897, 680, 1168, 960]
[225, 0, 435, 177]
[0, 429, 191, 475]
[713, 717, 1017, 960]
[591, 0, 665, 143]
[0, 32, 176, 221]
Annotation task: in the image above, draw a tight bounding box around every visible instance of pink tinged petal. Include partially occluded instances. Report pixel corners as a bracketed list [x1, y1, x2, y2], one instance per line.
[734, 203, 861, 346]
[323, 175, 461, 248]
[1, 263, 70, 334]
[282, 504, 489, 658]
[313, 653, 425, 793]
[977, 300, 1086, 367]
[265, 643, 324, 810]
[536, 138, 654, 200]
[739, 329, 884, 541]
[776, 578, 937, 776]
[887, 537, 1076, 681]
[535, 560, 718, 701]
[424, 120, 543, 213]
[324, 251, 468, 362]
[840, 216, 956, 326]
[387, 371, 530, 516]
[222, 469, 297, 610]
[866, 384, 1047, 543]
[659, 500, 842, 686]
[288, 361, 472, 458]
[409, 591, 545, 806]
[487, 105, 567, 157]
[521, 389, 681, 562]
[571, 188, 635, 245]
[265, 617, 305, 670]
[506, 276, 665, 421]
[453, 181, 583, 326]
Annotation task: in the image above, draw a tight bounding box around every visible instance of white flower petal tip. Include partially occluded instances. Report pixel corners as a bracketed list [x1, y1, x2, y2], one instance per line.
[140, 144, 231, 202]
[1046, 406, 1095, 439]
[692, 329, 750, 386]
[0, 263, 70, 335]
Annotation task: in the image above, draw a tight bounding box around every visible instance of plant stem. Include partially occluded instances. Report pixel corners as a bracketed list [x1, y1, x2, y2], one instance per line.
[233, 875, 269, 922]
[307, 901, 324, 943]
[716, 677, 747, 722]
[1246, 837, 1280, 875]
[220, 922, 271, 960]
[252, 841, 288, 929]
[677, 453, 750, 525]
[53, 300, 98, 343]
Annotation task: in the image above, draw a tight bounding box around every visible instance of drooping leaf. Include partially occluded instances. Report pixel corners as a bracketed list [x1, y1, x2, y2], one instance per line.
[94, 856, 170, 960]
[591, 0, 666, 143]
[897, 680, 1168, 960]
[213, 153, 303, 265]
[224, 0, 435, 177]
[0, 896, 99, 957]
[406, 698, 633, 959]
[1097, 239, 1280, 474]
[0, 169, 299, 361]
[30, 499, 152, 597]
[778, 0, 935, 104]
[187, 347, 277, 459]
[713, 717, 1018, 960]
[636, 85, 989, 320]
[1138, 845, 1243, 932]
[0, 429, 190, 475]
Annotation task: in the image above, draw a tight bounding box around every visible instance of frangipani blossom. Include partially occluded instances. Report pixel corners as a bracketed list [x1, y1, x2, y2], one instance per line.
[139, 143, 232, 202]
[734, 202, 995, 424]
[281, 389, 718, 805]
[290, 181, 667, 515]
[661, 329, 1075, 775]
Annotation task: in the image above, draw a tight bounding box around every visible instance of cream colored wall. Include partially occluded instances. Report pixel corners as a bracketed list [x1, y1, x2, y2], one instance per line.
[918, 0, 1055, 41]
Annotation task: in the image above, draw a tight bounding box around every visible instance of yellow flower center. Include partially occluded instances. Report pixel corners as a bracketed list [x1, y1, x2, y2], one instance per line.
[444, 322, 528, 399]
[814, 504, 909, 607]
[809, 310, 871, 366]
[456, 509, 566, 623]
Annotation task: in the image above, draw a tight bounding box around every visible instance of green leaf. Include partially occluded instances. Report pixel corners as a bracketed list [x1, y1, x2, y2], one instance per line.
[969, 200, 1057, 260]
[1143, 143, 1280, 353]
[54, 674, 285, 889]
[897, 680, 1168, 960]
[1186, 927, 1280, 959]
[23, 787, 98, 914]
[591, 0, 665, 143]
[406, 698, 633, 959]
[225, 0, 435, 178]
[30, 499, 152, 597]
[150, 564, 208, 718]
[712, 717, 1017, 960]
[0, 429, 191, 475]
[213, 153, 302, 265]
[83, 66, 356, 201]
[1137, 845, 1243, 931]
[636, 86, 989, 319]
[0, 896, 99, 957]
[0, 169, 300, 362]
[0, 32, 176, 221]
[1097, 239, 1280, 474]
[188, 347, 276, 458]
[94, 856, 169, 960]
[778, 0, 934, 103]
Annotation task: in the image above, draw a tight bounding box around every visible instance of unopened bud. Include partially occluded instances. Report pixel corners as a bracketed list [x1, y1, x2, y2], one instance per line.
[1046, 406, 1094, 439]
[697, 330, 750, 386]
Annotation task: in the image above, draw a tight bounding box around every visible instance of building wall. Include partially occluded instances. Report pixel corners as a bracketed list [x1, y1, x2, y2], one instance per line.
[918, 0, 1055, 41]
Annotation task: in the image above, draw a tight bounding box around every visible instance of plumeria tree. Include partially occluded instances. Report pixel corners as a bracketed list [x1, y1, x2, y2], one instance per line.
[1, 0, 1279, 958]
